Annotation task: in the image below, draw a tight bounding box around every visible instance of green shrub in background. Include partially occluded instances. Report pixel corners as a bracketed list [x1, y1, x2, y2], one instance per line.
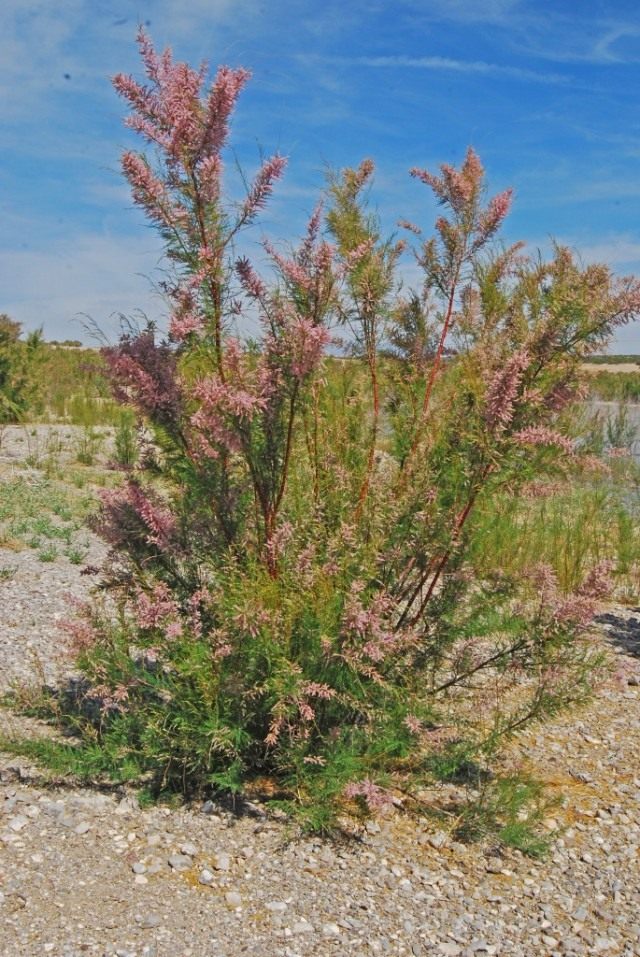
[0, 314, 43, 423]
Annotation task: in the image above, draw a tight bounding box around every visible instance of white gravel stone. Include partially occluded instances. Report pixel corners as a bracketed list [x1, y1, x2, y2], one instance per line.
[168, 853, 191, 871]
[212, 851, 231, 871]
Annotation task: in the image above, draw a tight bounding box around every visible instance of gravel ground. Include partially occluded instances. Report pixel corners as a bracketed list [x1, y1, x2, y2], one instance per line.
[2, 427, 640, 956]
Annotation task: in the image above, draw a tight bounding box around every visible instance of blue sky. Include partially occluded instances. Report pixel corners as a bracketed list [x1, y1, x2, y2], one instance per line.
[3, 0, 640, 350]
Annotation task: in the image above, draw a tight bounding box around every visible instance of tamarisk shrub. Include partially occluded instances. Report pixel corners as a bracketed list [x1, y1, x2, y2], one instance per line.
[58, 30, 640, 827]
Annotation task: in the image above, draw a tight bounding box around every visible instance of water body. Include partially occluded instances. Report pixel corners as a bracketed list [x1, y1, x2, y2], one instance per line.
[588, 401, 640, 460]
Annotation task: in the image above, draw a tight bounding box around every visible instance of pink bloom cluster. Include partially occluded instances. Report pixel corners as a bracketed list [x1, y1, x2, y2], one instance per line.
[284, 318, 331, 379]
[190, 339, 276, 458]
[60, 600, 99, 653]
[235, 256, 268, 301]
[87, 683, 131, 716]
[98, 481, 177, 551]
[484, 350, 530, 433]
[520, 480, 566, 500]
[411, 148, 484, 213]
[102, 330, 182, 428]
[342, 580, 407, 664]
[343, 778, 395, 813]
[526, 561, 615, 629]
[578, 560, 615, 600]
[134, 582, 180, 631]
[240, 155, 288, 223]
[166, 284, 204, 341]
[264, 521, 294, 564]
[513, 426, 575, 456]
[113, 29, 249, 166]
[403, 714, 422, 734]
[410, 146, 513, 249]
[264, 680, 336, 747]
[113, 29, 286, 273]
[264, 205, 335, 311]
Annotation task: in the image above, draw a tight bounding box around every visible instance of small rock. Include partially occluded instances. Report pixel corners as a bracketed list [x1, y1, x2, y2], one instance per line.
[138, 914, 161, 929]
[225, 891, 242, 907]
[429, 830, 448, 850]
[168, 853, 191, 871]
[212, 851, 230, 871]
[322, 923, 341, 937]
[7, 815, 27, 832]
[74, 821, 91, 835]
[593, 940, 617, 954]
[438, 944, 462, 956]
[542, 936, 559, 948]
[266, 901, 288, 913]
[291, 920, 314, 935]
[132, 862, 147, 874]
[198, 869, 215, 886]
[115, 795, 139, 815]
[179, 842, 198, 857]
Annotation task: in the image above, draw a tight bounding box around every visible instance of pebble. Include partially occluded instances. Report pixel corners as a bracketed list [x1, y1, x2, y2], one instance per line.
[179, 841, 198, 857]
[429, 831, 448, 849]
[168, 854, 192, 871]
[593, 939, 617, 953]
[225, 891, 242, 907]
[212, 851, 231, 871]
[138, 914, 161, 929]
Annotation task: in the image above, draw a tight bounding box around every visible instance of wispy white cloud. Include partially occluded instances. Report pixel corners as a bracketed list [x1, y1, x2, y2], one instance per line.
[560, 178, 640, 205]
[0, 232, 165, 341]
[403, 0, 523, 26]
[404, 0, 640, 68]
[0, 0, 261, 123]
[513, 17, 640, 66]
[324, 53, 570, 85]
[577, 236, 640, 269]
